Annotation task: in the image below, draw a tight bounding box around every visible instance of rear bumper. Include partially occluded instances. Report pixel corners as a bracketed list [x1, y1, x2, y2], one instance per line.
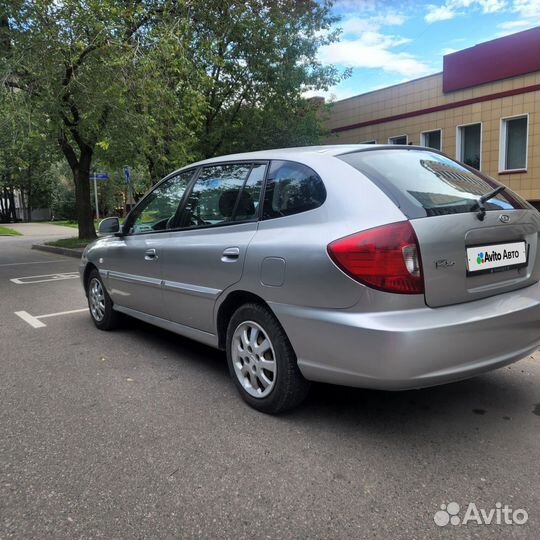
[269, 282, 540, 390]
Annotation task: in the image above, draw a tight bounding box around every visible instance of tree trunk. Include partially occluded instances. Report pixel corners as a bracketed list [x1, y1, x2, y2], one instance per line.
[8, 188, 17, 222]
[26, 165, 32, 222]
[19, 188, 27, 222]
[74, 148, 96, 239]
[59, 133, 97, 240]
[0, 186, 7, 222]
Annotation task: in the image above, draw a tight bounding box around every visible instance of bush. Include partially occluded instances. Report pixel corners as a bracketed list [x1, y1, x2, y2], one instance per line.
[51, 185, 77, 221]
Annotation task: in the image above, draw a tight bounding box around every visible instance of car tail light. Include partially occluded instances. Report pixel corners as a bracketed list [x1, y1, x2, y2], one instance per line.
[327, 221, 424, 294]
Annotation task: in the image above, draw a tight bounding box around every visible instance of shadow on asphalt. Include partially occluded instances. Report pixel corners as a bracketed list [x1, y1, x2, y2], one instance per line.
[119, 314, 534, 433]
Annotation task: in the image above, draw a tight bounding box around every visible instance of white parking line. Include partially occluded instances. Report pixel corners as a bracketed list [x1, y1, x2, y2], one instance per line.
[10, 272, 79, 285]
[14, 311, 47, 328]
[0, 259, 67, 267]
[15, 308, 87, 328]
[37, 308, 88, 319]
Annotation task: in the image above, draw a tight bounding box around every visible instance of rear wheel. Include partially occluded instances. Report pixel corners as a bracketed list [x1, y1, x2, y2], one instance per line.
[226, 303, 310, 413]
[86, 268, 120, 330]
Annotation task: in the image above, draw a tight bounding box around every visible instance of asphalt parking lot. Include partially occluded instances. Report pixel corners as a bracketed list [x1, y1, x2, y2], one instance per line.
[1, 225, 539, 540]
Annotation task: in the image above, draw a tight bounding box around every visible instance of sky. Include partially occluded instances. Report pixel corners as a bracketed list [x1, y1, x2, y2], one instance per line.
[315, 0, 540, 101]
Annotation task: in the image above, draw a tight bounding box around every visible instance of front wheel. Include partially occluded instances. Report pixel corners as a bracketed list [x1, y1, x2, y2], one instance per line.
[226, 303, 310, 414]
[86, 268, 120, 330]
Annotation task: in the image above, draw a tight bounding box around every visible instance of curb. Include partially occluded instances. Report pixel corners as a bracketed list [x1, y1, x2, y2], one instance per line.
[32, 243, 84, 259]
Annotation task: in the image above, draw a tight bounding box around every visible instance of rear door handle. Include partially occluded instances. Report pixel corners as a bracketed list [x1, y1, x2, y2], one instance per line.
[144, 248, 158, 261]
[221, 247, 240, 262]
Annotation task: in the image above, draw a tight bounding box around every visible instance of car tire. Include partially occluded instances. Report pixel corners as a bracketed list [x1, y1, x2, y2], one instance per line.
[86, 268, 120, 330]
[226, 303, 310, 414]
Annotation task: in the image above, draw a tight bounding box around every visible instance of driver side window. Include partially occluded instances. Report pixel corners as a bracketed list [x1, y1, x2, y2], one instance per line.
[179, 163, 252, 228]
[129, 170, 194, 235]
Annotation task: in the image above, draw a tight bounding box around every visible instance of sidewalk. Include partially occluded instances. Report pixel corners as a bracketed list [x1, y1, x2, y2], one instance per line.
[2, 222, 83, 257]
[6, 222, 76, 237]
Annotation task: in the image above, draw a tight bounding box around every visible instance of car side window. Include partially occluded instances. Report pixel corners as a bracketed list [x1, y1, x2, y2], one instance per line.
[179, 163, 253, 228]
[128, 170, 194, 235]
[262, 160, 326, 220]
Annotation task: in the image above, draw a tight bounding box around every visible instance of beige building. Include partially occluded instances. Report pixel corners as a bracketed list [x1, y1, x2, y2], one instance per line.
[325, 27, 540, 206]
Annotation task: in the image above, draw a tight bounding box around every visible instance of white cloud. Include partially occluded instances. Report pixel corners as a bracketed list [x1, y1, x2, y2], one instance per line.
[425, 4, 458, 22]
[497, 19, 535, 32]
[319, 37, 432, 78]
[497, 0, 540, 34]
[479, 0, 507, 13]
[424, 0, 538, 34]
[374, 12, 408, 26]
[340, 12, 407, 36]
[511, 0, 540, 18]
[425, 0, 507, 23]
[321, 9, 431, 79]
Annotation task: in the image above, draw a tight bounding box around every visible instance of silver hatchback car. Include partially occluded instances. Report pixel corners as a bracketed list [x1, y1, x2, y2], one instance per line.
[80, 145, 540, 413]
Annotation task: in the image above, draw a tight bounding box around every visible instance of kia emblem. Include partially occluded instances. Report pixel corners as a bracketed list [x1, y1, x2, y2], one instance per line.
[499, 214, 510, 223]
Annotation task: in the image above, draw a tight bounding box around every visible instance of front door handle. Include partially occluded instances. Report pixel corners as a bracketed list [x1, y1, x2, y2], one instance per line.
[144, 248, 158, 261]
[221, 247, 240, 262]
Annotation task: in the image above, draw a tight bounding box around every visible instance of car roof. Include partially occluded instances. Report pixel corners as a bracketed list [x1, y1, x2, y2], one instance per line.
[192, 145, 370, 164]
[167, 145, 437, 181]
[181, 144, 426, 169]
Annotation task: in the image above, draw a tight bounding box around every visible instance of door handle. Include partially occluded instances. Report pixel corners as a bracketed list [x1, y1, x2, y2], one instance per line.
[144, 248, 158, 261]
[221, 247, 240, 262]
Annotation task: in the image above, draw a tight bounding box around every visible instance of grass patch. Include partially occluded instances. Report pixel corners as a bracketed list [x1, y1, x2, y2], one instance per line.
[0, 226, 22, 236]
[45, 237, 94, 249]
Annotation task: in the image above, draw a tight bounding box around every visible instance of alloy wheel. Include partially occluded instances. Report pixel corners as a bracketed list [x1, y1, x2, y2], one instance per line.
[89, 277, 106, 322]
[231, 321, 277, 398]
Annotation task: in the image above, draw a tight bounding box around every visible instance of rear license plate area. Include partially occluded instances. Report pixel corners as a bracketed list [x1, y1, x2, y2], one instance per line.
[466, 241, 528, 276]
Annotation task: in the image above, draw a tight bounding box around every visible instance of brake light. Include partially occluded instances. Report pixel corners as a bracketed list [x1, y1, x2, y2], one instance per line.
[327, 221, 424, 294]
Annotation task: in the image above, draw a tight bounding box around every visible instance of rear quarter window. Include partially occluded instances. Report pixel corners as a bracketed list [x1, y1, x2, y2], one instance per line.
[339, 148, 529, 218]
[262, 160, 326, 220]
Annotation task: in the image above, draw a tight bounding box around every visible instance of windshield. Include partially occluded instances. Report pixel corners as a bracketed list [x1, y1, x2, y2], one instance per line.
[339, 148, 529, 218]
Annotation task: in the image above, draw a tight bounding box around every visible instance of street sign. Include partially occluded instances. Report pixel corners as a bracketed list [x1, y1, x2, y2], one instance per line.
[123, 166, 131, 184]
[90, 172, 108, 220]
[90, 173, 109, 181]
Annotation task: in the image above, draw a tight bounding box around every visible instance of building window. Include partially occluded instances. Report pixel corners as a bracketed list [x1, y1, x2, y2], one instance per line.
[388, 135, 407, 145]
[421, 130, 442, 151]
[361, 140, 377, 144]
[457, 123, 482, 170]
[500, 115, 528, 172]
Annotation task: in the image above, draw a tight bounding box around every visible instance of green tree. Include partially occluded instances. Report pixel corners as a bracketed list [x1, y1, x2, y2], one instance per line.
[1, 0, 201, 238]
[0, 87, 56, 221]
[2, 1, 344, 235]
[188, 0, 342, 158]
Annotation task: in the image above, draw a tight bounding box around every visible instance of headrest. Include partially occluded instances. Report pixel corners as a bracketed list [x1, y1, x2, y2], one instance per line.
[219, 189, 255, 219]
[219, 190, 239, 218]
[235, 190, 255, 218]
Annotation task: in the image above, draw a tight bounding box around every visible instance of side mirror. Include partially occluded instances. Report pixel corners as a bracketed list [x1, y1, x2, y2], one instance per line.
[98, 217, 121, 236]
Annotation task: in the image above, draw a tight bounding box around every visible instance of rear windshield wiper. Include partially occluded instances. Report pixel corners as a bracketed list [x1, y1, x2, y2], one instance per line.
[471, 186, 506, 221]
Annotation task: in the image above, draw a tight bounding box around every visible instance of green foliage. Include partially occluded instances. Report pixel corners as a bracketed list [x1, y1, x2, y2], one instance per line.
[51, 184, 77, 221]
[0, 226, 22, 235]
[1, 0, 345, 231]
[189, 0, 343, 158]
[0, 88, 56, 219]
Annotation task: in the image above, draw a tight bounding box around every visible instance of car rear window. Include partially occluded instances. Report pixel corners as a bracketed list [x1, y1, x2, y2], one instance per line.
[339, 148, 529, 218]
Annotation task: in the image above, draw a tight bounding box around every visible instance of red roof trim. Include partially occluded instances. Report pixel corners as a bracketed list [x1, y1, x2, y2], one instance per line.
[443, 27, 540, 92]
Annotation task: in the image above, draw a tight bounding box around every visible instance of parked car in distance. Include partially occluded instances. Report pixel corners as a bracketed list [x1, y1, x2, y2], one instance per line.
[80, 145, 540, 413]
